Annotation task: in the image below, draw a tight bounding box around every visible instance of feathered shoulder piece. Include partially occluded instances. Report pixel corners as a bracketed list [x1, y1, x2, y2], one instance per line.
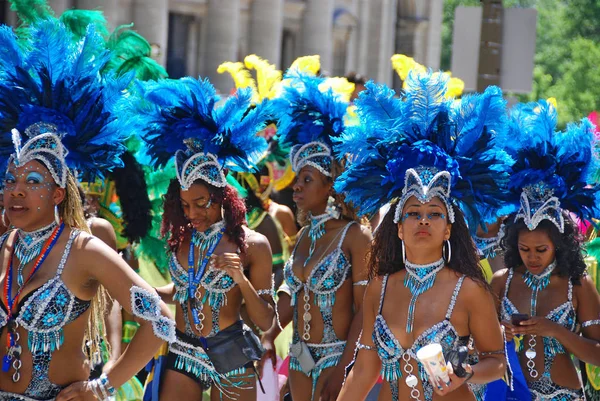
[506, 100, 599, 232]
[274, 70, 349, 177]
[334, 70, 512, 231]
[0, 19, 134, 187]
[132, 77, 270, 190]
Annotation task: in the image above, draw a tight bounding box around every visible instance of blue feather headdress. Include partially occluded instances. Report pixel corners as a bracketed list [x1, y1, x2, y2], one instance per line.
[274, 71, 348, 177]
[132, 77, 270, 190]
[505, 100, 599, 233]
[0, 20, 133, 187]
[334, 71, 513, 232]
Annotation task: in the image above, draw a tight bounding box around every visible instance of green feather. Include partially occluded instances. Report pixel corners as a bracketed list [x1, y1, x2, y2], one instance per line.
[60, 10, 110, 40]
[105, 26, 167, 81]
[9, 0, 54, 24]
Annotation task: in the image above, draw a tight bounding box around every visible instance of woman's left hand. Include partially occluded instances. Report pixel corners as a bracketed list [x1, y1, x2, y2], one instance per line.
[513, 316, 559, 337]
[319, 365, 346, 401]
[431, 363, 472, 396]
[212, 253, 246, 284]
[55, 381, 96, 401]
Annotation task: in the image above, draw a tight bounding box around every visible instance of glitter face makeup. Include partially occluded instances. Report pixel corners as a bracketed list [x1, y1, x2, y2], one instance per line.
[3, 160, 60, 231]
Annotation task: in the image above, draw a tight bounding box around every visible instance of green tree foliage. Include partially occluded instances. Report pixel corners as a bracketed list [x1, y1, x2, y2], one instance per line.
[442, 0, 600, 127]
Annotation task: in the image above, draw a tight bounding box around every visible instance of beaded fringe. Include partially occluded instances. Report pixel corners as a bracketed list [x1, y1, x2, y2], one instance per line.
[28, 330, 63, 353]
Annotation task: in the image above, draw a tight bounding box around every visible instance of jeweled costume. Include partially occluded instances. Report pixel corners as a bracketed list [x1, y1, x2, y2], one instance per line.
[0, 18, 174, 401]
[131, 77, 272, 396]
[334, 71, 513, 401]
[271, 70, 364, 398]
[501, 100, 600, 400]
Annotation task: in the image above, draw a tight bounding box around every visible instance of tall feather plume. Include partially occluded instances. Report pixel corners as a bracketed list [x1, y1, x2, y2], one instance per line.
[507, 100, 600, 221]
[334, 71, 512, 230]
[0, 19, 134, 177]
[275, 70, 348, 152]
[217, 61, 257, 97]
[334, 81, 404, 161]
[130, 77, 269, 173]
[244, 54, 282, 101]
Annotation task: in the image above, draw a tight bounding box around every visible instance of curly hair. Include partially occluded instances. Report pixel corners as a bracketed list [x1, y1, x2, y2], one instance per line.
[109, 151, 152, 244]
[161, 178, 247, 253]
[502, 212, 586, 284]
[368, 200, 488, 288]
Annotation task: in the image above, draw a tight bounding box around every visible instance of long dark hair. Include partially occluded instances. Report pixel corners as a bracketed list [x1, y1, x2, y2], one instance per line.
[161, 178, 247, 253]
[109, 151, 152, 243]
[369, 200, 488, 288]
[502, 212, 586, 284]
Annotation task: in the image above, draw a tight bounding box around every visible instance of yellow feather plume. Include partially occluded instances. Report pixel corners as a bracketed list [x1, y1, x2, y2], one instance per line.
[289, 55, 321, 75]
[244, 54, 282, 101]
[217, 61, 257, 98]
[391, 54, 425, 81]
[320, 77, 355, 103]
[391, 54, 465, 98]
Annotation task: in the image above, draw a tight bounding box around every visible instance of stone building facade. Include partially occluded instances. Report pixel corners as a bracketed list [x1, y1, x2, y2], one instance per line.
[1, 0, 444, 93]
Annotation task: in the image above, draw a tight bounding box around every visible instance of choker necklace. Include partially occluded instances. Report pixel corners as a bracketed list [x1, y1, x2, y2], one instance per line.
[304, 212, 334, 268]
[404, 258, 445, 333]
[522, 260, 555, 380]
[523, 260, 556, 316]
[15, 221, 58, 287]
[191, 220, 226, 254]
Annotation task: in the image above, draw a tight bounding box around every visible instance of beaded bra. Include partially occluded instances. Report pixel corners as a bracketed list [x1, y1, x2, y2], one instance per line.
[0, 230, 90, 399]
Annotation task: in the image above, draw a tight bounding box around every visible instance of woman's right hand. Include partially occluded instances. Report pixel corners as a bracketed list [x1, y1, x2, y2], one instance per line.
[501, 320, 515, 341]
[258, 333, 277, 378]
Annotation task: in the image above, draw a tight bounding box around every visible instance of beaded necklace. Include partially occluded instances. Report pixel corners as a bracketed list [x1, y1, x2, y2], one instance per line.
[521, 261, 556, 379]
[403, 258, 445, 333]
[2, 223, 64, 382]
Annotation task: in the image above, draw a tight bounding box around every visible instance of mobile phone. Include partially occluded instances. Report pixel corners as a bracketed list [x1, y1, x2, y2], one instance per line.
[511, 313, 529, 325]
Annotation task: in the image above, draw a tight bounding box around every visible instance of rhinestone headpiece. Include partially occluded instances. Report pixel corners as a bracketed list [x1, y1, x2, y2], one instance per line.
[393, 166, 455, 224]
[515, 182, 564, 233]
[9, 123, 68, 188]
[290, 141, 332, 177]
[175, 148, 226, 191]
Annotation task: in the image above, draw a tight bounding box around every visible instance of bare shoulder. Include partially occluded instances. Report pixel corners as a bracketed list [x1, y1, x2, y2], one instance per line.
[243, 226, 271, 252]
[88, 217, 117, 249]
[490, 268, 510, 296]
[272, 203, 294, 220]
[575, 274, 599, 299]
[347, 222, 372, 243]
[461, 276, 495, 304]
[364, 275, 385, 312]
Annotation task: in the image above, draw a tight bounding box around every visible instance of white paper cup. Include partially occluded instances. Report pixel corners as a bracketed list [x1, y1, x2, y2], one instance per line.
[416, 343, 450, 385]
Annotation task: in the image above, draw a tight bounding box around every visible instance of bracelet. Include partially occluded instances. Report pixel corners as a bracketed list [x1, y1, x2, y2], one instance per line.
[355, 342, 375, 351]
[479, 349, 505, 357]
[89, 373, 116, 400]
[464, 368, 474, 382]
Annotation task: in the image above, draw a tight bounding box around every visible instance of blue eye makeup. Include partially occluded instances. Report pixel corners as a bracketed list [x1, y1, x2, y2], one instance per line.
[5, 172, 16, 183]
[26, 172, 44, 184]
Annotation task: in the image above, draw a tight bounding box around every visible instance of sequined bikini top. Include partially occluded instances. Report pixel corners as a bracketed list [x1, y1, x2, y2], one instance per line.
[373, 275, 469, 399]
[283, 222, 354, 309]
[169, 253, 237, 308]
[0, 229, 90, 399]
[0, 229, 90, 344]
[501, 268, 576, 332]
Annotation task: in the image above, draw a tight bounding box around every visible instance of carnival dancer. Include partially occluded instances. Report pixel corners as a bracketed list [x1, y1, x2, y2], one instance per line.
[0, 19, 175, 401]
[131, 77, 275, 401]
[218, 55, 298, 287]
[336, 71, 511, 401]
[261, 70, 372, 401]
[491, 100, 600, 400]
